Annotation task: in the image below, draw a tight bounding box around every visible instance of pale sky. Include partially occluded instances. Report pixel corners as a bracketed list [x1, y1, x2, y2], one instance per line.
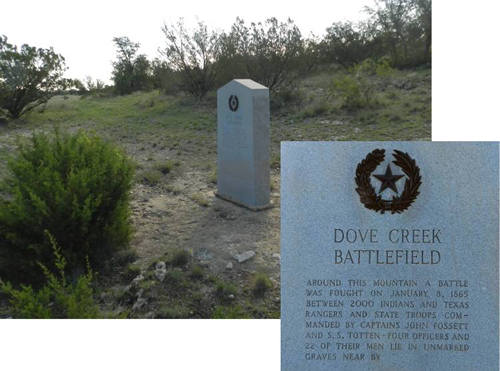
[1, 0, 375, 84]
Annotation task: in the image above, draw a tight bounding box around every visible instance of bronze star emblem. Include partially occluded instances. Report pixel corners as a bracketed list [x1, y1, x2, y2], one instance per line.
[373, 164, 404, 194]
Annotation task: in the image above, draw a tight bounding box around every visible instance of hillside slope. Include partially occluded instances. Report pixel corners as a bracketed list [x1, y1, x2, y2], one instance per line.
[0, 67, 431, 318]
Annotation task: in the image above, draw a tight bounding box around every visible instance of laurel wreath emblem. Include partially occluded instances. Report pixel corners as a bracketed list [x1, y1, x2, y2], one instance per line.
[355, 149, 422, 214]
[228, 95, 239, 112]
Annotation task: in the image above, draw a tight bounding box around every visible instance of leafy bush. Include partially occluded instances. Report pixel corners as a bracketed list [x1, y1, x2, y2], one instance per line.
[76, 76, 111, 97]
[0, 35, 70, 119]
[364, 0, 430, 67]
[355, 57, 394, 77]
[330, 74, 371, 110]
[112, 36, 152, 95]
[158, 304, 191, 319]
[218, 18, 305, 92]
[155, 159, 179, 174]
[123, 263, 141, 282]
[141, 169, 162, 185]
[321, 21, 381, 67]
[301, 100, 330, 118]
[161, 20, 220, 99]
[162, 270, 189, 290]
[270, 86, 305, 111]
[190, 192, 209, 207]
[169, 249, 190, 267]
[329, 59, 393, 110]
[189, 265, 204, 280]
[212, 305, 250, 319]
[374, 57, 394, 77]
[0, 129, 135, 284]
[252, 273, 272, 298]
[207, 169, 217, 185]
[1, 233, 100, 318]
[214, 280, 237, 303]
[321, 1, 431, 68]
[151, 59, 178, 95]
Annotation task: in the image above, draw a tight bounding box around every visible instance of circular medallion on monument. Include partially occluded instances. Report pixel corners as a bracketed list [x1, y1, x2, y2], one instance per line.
[355, 149, 421, 214]
[228, 95, 239, 112]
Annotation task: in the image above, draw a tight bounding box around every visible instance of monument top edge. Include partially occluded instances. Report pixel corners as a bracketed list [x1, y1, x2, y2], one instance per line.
[220, 79, 268, 91]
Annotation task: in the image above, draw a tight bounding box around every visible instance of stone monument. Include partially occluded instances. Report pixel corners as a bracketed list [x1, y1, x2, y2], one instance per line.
[216, 79, 271, 210]
[281, 142, 499, 371]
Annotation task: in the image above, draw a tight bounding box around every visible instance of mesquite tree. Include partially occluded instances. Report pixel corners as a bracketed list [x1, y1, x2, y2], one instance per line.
[0, 35, 68, 119]
[161, 20, 220, 99]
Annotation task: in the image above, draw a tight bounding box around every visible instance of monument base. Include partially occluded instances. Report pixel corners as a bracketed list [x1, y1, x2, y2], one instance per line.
[215, 192, 273, 211]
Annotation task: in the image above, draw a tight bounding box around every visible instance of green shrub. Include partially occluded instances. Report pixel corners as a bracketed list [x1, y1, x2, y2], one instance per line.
[215, 280, 237, 303]
[252, 273, 272, 298]
[164, 270, 188, 288]
[329, 73, 374, 110]
[158, 304, 191, 319]
[212, 305, 250, 319]
[354, 57, 393, 77]
[166, 184, 182, 195]
[354, 58, 378, 75]
[374, 57, 394, 77]
[112, 37, 153, 95]
[155, 159, 179, 175]
[141, 169, 162, 185]
[169, 249, 190, 267]
[123, 263, 141, 281]
[328, 58, 393, 110]
[271, 86, 305, 111]
[207, 169, 217, 185]
[138, 278, 157, 291]
[0, 129, 135, 284]
[189, 265, 204, 280]
[190, 192, 209, 207]
[330, 74, 363, 109]
[301, 100, 330, 118]
[270, 153, 280, 169]
[0, 35, 68, 119]
[1, 233, 100, 318]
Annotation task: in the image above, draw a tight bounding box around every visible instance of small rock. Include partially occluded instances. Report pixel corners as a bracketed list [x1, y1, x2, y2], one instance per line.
[228, 294, 235, 300]
[144, 311, 155, 319]
[195, 248, 213, 261]
[272, 253, 280, 260]
[154, 261, 167, 282]
[226, 262, 233, 270]
[136, 288, 144, 299]
[132, 297, 147, 312]
[234, 251, 256, 263]
[131, 274, 144, 287]
[155, 270, 166, 282]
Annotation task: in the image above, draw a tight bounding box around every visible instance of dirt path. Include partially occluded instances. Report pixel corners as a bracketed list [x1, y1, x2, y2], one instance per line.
[129, 166, 281, 287]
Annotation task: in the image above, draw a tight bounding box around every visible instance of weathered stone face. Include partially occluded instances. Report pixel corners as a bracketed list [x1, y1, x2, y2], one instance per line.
[281, 142, 499, 371]
[216, 79, 270, 210]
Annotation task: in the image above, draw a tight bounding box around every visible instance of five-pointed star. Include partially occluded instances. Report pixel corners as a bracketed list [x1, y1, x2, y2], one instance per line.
[373, 164, 404, 194]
